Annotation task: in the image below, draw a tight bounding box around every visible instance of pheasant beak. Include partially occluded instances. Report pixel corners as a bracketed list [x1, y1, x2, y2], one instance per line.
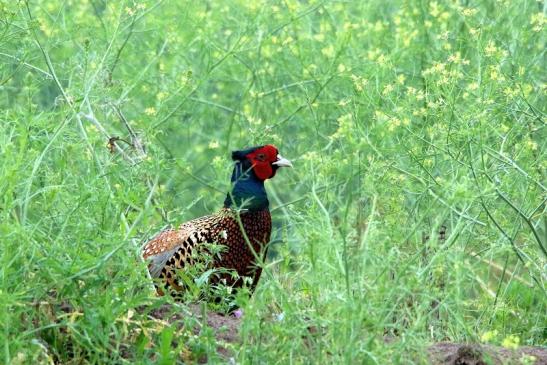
[272, 154, 293, 168]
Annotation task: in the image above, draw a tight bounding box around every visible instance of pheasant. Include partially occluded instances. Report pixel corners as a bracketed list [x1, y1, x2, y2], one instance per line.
[142, 145, 292, 296]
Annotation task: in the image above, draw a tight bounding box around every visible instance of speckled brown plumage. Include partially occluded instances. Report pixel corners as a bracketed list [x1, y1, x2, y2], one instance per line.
[142, 208, 272, 295]
[142, 144, 291, 297]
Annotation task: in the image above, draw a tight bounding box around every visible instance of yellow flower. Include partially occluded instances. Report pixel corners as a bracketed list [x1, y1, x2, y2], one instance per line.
[427, 101, 438, 109]
[248, 117, 262, 125]
[397, 74, 406, 85]
[338, 98, 350, 107]
[282, 36, 293, 45]
[468, 82, 479, 91]
[433, 62, 446, 73]
[313, 33, 325, 42]
[485, 41, 498, 56]
[424, 62, 448, 77]
[525, 139, 538, 151]
[489, 66, 504, 81]
[462, 7, 478, 16]
[429, 1, 441, 17]
[180, 72, 191, 85]
[382, 84, 394, 95]
[480, 330, 498, 342]
[212, 156, 223, 169]
[243, 104, 252, 115]
[437, 76, 449, 86]
[285, 0, 298, 12]
[374, 110, 388, 123]
[321, 45, 335, 58]
[331, 113, 353, 140]
[343, 22, 359, 30]
[522, 83, 533, 96]
[412, 108, 426, 117]
[501, 335, 520, 350]
[373, 20, 384, 32]
[156, 91, 168, 101]
[38, 18, 54, 37]
[351, 74, 368, 91]
[448, 52, 461, 64]
[367, 48, 380, 61]
[503, 87, 517, 97]
[387, 117, 401, 131]
[144, 107, 156, 116]
[376, 54, 389, 67]
[85, 124, 98, 134]
[530, 12, 545, 32]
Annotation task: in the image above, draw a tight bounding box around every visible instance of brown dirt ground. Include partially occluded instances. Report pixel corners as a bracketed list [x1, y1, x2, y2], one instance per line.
[148, 303, 241, 359]
[150, 304, 547, 364]
[428, 342, 547, 365]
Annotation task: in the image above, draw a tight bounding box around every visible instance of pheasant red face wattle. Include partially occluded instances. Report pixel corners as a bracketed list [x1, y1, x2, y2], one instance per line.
[245, 144, 280, 180]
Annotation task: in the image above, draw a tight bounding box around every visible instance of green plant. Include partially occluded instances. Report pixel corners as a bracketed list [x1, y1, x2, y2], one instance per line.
[1, 0, 544, 363]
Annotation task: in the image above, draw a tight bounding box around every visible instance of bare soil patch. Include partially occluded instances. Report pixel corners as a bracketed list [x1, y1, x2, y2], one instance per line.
[149, 304, 547, 364]
[148, 303, 241, 359]
[428, 342, 546, 365]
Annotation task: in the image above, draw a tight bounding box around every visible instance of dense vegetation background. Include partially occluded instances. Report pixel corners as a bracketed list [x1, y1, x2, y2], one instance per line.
[1, 0, 545, 363]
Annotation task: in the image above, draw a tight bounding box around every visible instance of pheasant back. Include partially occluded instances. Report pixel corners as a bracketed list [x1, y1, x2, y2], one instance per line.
[142, 208, 272, 295]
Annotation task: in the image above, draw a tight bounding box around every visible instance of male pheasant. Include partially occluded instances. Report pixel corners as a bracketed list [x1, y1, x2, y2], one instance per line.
[142, 145, 292, 296]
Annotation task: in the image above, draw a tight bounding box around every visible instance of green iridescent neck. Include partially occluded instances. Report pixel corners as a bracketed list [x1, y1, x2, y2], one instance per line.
[223, 161, 269, 211]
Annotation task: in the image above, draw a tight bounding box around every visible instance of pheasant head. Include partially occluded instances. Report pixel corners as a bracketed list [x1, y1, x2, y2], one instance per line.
[224, 145, 292, 211]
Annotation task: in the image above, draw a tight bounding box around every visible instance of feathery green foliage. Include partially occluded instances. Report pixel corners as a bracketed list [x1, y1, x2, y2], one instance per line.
[0, 0, 545, 363]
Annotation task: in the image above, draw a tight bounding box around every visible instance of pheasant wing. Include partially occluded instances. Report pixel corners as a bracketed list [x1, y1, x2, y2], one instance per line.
[143, 220, 212, 278]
